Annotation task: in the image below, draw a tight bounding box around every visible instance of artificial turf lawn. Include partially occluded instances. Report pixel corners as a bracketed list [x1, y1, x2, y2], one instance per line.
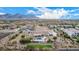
[27, 44, 52, 49]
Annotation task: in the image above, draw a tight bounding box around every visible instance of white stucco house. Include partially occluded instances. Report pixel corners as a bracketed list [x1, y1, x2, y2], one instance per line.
[32, 35, 47, 43]
[62, 28, 79, 37]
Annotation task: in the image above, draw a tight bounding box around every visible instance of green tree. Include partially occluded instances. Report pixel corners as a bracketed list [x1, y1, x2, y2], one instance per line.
[64, 33, 70, 39]
[21, 35, 25, 38]
[20, 39, 31, 44]
[53, 36, 57, 40]
[47, 39, 52, 43]
[20, 36, 32, 44]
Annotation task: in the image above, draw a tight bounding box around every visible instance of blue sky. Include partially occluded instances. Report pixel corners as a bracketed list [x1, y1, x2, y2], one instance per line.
[0, 7, 79, 19]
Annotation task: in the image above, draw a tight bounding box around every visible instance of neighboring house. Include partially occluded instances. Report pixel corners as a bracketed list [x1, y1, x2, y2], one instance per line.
[0, 28, 20, 33]
[47, 30, 57, 37]
[62, 28, 79, 37]
[61, 25, 73, 28]
[48, 25, 57, 29]
[32, 26, 57, 36]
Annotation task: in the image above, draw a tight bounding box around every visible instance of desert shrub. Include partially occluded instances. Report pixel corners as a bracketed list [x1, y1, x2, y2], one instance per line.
[47, 39, 53, 43]
[53, 36, 57, 40]
[20, 36, 32, 44]
[76, 40, 79, 43]
[21, 35, 25, 38]
[19, 31, 22, 33]
[9, 34, 18, 40]
[39, 24, 43, 26]
[9, 36, 16, 40]
[76, 36, 79, 43]
[20, 39, 31, 44]
[64, 33, 70, 39]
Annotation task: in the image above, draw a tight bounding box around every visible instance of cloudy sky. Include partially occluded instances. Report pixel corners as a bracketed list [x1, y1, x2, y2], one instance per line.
[0, 7, 79, 19]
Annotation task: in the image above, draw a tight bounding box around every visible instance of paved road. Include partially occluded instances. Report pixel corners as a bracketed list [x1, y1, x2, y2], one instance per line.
[0, 33, 13, 39]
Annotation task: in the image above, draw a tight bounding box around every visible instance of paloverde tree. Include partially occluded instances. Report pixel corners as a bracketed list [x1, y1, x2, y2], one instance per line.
[21, 35, 25, 38]
[53, 36, 57, 40]
[20, 36, 33, 44]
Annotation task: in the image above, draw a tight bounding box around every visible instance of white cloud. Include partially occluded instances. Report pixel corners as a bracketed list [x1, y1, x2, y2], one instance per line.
[27, 10, 36, 14]
[0, 12, 6, 15]
[74, 14, 79, 16]
[69, 8, 79, 12]
[35, 7, 69, 19]
[26, 7, 79, 19]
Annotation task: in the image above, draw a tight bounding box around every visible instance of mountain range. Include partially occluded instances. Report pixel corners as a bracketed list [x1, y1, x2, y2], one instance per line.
[0, 13, 38, 20]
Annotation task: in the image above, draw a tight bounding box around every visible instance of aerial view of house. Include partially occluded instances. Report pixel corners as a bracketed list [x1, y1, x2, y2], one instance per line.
[0, 7, 79, 51]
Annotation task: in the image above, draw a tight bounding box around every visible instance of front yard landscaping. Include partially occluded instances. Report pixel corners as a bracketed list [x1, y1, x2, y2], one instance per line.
[25, 44, 53, 51]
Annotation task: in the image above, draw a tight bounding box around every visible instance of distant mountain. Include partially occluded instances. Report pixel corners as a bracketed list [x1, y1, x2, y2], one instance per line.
[0, 13, 38, 20]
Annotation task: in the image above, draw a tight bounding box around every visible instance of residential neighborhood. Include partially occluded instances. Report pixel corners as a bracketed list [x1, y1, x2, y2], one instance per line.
[0, 20, 79, 51]
[0, 7, 79, 51]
